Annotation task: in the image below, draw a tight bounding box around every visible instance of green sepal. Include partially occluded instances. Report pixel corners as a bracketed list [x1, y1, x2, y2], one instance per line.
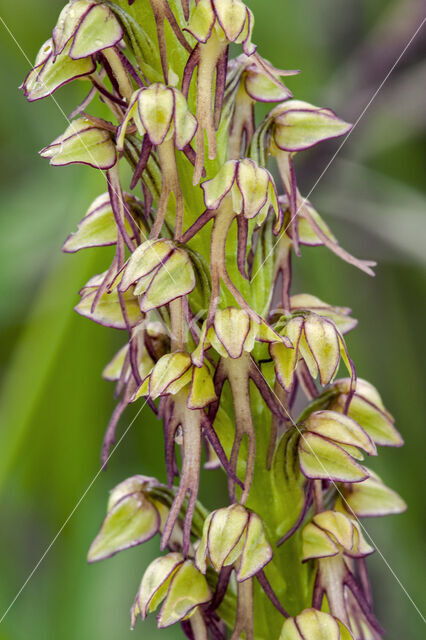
[40, 118, 117, 169]
[279, 608, 353, 640]
[87, 493, 160, 562]
[158, 561, 211, 627]
[298, 431, 369, 483]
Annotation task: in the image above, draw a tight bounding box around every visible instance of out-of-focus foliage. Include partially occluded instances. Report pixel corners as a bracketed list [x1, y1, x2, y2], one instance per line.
[0, 0, 424, 638]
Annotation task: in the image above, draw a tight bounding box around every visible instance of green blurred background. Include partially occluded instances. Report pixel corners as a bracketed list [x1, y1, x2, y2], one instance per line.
[0, 0, 425, 638]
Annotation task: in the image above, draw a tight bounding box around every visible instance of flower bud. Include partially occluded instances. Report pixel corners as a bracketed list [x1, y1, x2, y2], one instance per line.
[195, 504, 273, 581]
[21, 40, 95, 102]
[331, 378, 403, 447]
[117, 84, 197, 151]
[132, 554, 211, 628]
[298, 410, 376, 483]
[188, 0, 255, 55]
[75, 273, 141, 329]
[133, 352, 216, 409]
[202, 158, 278, 222]
[63, 192, 143, 252]
[241, 55, 293, 103]
[40, 118, 117, 169]
[270, 312, 353, 391]
[289, 294, 357, 335]
[118, 239, 196, 312]
[335, 468, 406, 518]
[87, 476, 162, 563]
[192, 307, 286, 365]
[302, 511, 374, 561]
[269, 100, 352, 153]
[279, 608, 353, 640]
[53, 1, 123, 59]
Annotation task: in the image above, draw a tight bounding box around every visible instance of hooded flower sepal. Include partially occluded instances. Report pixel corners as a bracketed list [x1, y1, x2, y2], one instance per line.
[87, 475, 165, 563]
[297, 410, 376, 483]
[183, 159, 279, 322]
[252, 99, 374, 266]
[133, 351, 215, 407]
[131, 553, 211, 629]
[63, 191, 145, 252]
[279, 608, 354, 640]
[116, 239, 196, 312]
[225, 53, 295, 159]
[21, 38, 95, 102]
[183, 0, 255, 182]
[195, 504, 273, 579]
[335, 468, 406, 519]
[52, 1, 123, 58]
[270, 312, 355, 395]
[40, 117, 117, 169]
[286, 294, 358, 335]
[302, 511, 374, 562]
[117, 84, 197, 239]
[192, 307, 287, 365]
[303, 511, 383, 636]
[329, 378, 403, 447]
[75, 272, 142, 329]
[196, 504, 287, 635]
[268, 100, 352, 154]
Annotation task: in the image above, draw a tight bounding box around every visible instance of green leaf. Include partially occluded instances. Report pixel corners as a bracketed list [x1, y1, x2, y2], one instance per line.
[87, 493, 160, 562]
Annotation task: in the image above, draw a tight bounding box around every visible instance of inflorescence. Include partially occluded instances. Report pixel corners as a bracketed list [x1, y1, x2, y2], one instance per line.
[23, 1, 406, 638]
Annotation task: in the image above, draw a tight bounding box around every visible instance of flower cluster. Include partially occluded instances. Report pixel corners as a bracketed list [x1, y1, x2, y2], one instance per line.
[23, 1, 405, 639]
